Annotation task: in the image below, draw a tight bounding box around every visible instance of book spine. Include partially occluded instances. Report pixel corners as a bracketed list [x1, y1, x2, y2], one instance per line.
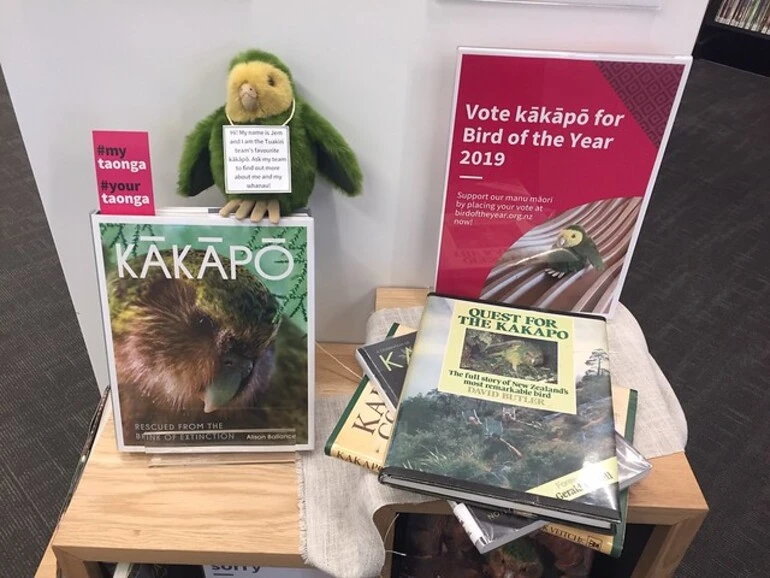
[324, 376, 369, 457]
[728, 0, 741, 23]
[730, 0, 743, 25]
[740, 0, 751, 27]
[450, 502, 489, 553]
[737, 0, 752, 26]
[609, 388, 638, 558]
[726, 0, 741, 24]
[356, 350, 396, 412]
[716, 0, 731, 22]
[746, 1, 761, 28]
[327, 445, 383, 473]
[747, 0, 761, 28]
[757, 3, 770, 31]
[537, 522, 614, 556]
[755, 2, 766, 29]
[740, 0, 753, 26]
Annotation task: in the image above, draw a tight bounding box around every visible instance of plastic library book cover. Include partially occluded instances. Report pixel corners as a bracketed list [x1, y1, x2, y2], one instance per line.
[356, 323, 416, 411]
[435, 48, 691, 317]
[329, 362, 644, 505]
[450, 500, 547, 555]
[459, 388, 642, 557]
[91, 208, 314, 453]
[381, 294, 619, 529]
[391, 512, 594, 578]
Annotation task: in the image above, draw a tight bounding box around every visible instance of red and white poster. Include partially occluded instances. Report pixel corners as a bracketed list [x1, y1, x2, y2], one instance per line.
[435, 48, 690, 316]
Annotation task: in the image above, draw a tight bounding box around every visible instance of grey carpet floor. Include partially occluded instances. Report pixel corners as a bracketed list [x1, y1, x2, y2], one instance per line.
[0, 69, 99, 575]
[0, 59, 767, 577]
[620, 60, 770, 578]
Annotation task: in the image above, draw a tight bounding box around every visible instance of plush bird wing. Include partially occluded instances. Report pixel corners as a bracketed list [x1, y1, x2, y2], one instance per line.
[580, 236, 606, 271]
[177, 107, 223, 197]
[545, 247, 584, 277]
[302, 102, 363, 196]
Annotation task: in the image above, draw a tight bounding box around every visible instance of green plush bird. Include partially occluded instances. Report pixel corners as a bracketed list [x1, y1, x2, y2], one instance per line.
[177, 49, 363, 223]
[545, 224, 605, 279]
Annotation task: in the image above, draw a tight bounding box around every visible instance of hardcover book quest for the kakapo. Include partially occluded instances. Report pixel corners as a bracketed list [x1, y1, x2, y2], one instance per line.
[91, 208, 314, 453]
[381, 294, 620, 530]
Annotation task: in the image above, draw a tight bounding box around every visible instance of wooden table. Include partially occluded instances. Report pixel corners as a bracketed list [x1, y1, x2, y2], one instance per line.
[37, 288, 707, 578]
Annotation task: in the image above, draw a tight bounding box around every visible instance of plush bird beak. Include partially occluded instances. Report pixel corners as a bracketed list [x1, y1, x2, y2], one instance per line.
[200, 355, 255, 413]
[239, 83, 259, 112]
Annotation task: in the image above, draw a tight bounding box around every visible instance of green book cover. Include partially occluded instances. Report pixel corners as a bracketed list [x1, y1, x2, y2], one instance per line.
[535, 388, 638, 557]
[455, 386, 640, 557]
[91, 208, 314, 453]
[381, 294, 620, 530]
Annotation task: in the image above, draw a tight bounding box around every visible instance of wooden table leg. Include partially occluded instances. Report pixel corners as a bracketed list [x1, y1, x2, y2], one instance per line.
[631, 513, 707, 578]
[52, 547, 102, 578]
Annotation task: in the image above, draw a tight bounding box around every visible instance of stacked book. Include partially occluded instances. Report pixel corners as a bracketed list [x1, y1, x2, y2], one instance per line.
[715, 0, 770, 34]
[326, 294, 652, 573]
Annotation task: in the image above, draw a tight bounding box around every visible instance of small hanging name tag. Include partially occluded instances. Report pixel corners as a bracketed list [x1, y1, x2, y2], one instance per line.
[223, 125, 292, 194]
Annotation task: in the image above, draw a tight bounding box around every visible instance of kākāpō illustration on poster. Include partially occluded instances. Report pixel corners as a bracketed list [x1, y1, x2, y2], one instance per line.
[435, 48, 690, 317]
[91, 208, 314, 453]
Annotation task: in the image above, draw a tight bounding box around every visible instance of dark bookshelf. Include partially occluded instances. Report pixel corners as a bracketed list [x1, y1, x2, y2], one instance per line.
[696, 0, 770, 76]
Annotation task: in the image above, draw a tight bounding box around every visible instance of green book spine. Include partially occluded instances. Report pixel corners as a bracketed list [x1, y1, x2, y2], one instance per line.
[608, 389, 639, 557]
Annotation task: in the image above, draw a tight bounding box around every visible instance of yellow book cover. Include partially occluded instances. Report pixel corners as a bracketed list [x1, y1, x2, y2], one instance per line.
[324, 323, 412, 472]
[324, 376, 393, 472]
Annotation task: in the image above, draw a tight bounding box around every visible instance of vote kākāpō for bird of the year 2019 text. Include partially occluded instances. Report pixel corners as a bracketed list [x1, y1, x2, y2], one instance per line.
[436, 48, 691, 318]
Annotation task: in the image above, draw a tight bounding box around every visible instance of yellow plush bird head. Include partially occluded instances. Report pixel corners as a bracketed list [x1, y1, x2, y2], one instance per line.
[225, 49, 295, 123]
[556, 226, 586, 249]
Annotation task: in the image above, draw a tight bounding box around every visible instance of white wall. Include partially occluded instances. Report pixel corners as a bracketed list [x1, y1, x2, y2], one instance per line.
[0, 0, 708, 391]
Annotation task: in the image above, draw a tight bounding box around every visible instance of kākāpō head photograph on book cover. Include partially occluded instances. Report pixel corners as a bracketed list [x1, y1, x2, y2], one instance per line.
[384, 295, 618, 515]
[93, 215, 312, 452]
[459, 328, 559, 386]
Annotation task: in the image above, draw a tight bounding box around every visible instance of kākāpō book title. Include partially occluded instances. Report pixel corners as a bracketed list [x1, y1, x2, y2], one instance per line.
[91, 209, 314, 453]
[440, 300, 576, 415]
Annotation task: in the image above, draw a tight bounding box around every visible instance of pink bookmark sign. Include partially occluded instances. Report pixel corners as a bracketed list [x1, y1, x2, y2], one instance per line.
[92, 130, 155, 215]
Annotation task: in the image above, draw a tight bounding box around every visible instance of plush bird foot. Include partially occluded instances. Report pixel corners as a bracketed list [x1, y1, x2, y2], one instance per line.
[219, 199, 281, 224]
[544, 267, 567, 279]
[266, 199, 280, 224]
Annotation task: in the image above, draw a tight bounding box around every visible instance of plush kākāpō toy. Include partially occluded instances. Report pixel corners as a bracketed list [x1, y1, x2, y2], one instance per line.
[177, 49, 362, 223]
[544, 224, 605, 278]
